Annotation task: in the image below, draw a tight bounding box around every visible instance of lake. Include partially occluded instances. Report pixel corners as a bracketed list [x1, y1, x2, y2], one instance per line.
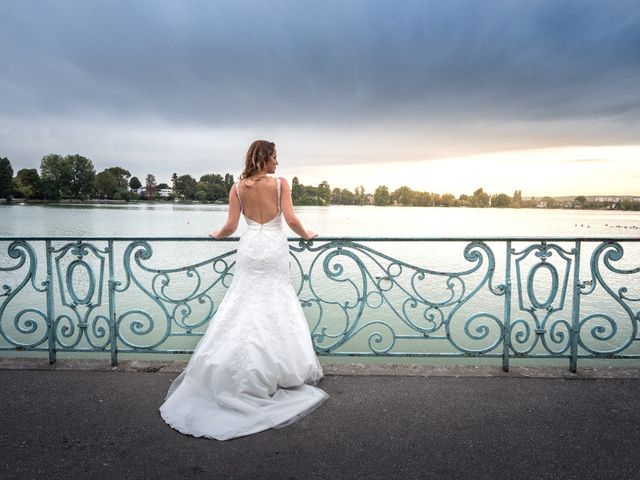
[2, 202, 640, 238]
[1, 203, 639, 368]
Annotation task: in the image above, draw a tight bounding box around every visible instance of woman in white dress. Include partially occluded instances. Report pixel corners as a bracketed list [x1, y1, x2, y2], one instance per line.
[160, 140, 328, 441]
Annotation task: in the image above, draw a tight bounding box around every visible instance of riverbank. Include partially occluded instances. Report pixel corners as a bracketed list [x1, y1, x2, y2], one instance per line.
[3, 196, 640, 211]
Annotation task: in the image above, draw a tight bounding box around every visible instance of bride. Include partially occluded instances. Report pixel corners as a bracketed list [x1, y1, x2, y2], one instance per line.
[159, 140, 328, 440]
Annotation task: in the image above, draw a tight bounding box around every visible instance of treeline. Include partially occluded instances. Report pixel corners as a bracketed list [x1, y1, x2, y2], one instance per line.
[374, 186, 533, 208]
[0, 154, 234, 202]
[297, 182, 530, 208]
[2, 155, 639, 210]
[291, 178, 369, 205]
[295, 179, 640, 211]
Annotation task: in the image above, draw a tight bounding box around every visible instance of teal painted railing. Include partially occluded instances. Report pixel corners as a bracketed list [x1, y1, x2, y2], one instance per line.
[1, 237, 639, 372]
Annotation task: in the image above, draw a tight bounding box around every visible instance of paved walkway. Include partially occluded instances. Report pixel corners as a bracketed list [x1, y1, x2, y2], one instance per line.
[1, 361, 640, 479]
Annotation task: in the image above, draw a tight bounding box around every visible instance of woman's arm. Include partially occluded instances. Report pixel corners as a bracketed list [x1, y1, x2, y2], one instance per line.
[208, 184, 241, 239]
[280, 178, 317, 240]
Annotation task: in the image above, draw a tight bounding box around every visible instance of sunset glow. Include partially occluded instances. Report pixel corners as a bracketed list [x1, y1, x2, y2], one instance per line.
[1, 1, 639, 197]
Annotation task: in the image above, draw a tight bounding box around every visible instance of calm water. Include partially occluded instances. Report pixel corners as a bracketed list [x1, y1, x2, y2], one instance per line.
[1, 202, 640, 237]
[1, 204, 639, 368]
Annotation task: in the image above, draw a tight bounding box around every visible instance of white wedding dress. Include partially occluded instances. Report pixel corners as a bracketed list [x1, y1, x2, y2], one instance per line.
[160, 177, 327, 441]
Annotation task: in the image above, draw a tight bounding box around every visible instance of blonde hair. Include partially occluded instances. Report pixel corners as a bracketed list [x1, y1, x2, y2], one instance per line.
[240, 140, 275, 180]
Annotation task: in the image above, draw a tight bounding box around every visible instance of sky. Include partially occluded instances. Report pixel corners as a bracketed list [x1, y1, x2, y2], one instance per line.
[1, 0, 639, 196]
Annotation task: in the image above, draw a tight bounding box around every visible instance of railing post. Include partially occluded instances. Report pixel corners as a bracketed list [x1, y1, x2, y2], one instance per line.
[570, 240, 581, 373]
[45, 240, 56, 364]
[108, 240, 118, 366]
[502, 240, 512, 372]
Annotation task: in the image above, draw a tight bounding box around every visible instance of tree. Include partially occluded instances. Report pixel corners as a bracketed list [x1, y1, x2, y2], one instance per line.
[574, 196, 587, 209]
[473, 188, 490, 208]
[317, 181, 331, 205]
[287, 177, 325, 205]
[195, 189, 208, 203]
[157, 183, 169, 190]
[512, 190, 523, 208]
[300, 185, 321, 205]
[129, 176, 142, 190]
[415, 191, 433, 207]
[113, 189, 131, 201]
[95, 170, 118, 198]
[15, 168, 41, 199]
[196, 180, 226, 202]
[542, 196, 559, 209]
[10, 177, 20, 198]
[458, 194, 472, 207]
[341, 188, 355, 205]
[441, 193, 456, 207]
[145, 174, 157, 197]
[330, 187, 355, 205]
[291, 177, 303, 203]
[40, 154, 73, 200]
[171, 172, 178, 192]
[0, 157, 14, 198]
[374, 185, 391, 206]
[492, 193, 512, 208]
[392, 186, 416, 206]
[175, 174, 197, 200]
[619, 198, 640, 211]
[66, 154, 96, 199]
[105, 167, 131, 191]
[200, 173, 224, 184]
[198, 173, 234, 201]
[354, 185, 367, 205]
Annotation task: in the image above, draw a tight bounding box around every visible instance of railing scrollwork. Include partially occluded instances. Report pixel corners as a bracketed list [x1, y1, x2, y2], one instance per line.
[1, 236, 638, 372]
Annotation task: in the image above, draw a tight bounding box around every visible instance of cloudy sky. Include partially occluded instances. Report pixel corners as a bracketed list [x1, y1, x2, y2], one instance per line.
[1, 0, 639, 196]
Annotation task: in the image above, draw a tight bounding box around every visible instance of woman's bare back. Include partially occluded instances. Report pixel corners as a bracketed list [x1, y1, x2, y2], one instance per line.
[237, 176, 280, 224]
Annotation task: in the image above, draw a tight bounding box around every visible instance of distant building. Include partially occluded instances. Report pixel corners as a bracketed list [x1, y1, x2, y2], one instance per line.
[129, 187, 173, 197]
[594, 196, 620, 203]
[591, 196, 640, 208]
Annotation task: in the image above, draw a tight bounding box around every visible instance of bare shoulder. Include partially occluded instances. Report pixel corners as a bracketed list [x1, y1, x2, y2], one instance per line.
[279, 177, 290, 189]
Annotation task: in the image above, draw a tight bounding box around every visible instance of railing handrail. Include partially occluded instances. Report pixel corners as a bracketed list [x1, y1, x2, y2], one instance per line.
[2, 236, 638, 242]
[1, 236, 639, 373]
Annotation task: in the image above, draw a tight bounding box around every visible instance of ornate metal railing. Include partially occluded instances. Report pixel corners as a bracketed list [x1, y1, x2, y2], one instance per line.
[1, 237, 639, 372]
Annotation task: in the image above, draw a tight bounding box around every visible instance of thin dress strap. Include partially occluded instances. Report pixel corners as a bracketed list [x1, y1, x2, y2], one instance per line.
[276, 176, 281, 213]
[235, 181, 243, 212]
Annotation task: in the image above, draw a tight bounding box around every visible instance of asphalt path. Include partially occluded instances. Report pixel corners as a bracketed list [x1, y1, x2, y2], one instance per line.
[1, 369, 639, 479]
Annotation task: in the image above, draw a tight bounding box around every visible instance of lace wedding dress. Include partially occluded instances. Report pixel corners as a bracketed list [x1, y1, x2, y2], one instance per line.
[160, 177, 327, 440]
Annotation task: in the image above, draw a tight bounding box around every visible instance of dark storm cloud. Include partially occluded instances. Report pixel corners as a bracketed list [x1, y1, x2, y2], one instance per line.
[2, 0, 639, 130]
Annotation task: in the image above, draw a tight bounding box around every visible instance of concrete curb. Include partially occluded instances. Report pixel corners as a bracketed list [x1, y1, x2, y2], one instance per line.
[2, 357, 640, 378]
